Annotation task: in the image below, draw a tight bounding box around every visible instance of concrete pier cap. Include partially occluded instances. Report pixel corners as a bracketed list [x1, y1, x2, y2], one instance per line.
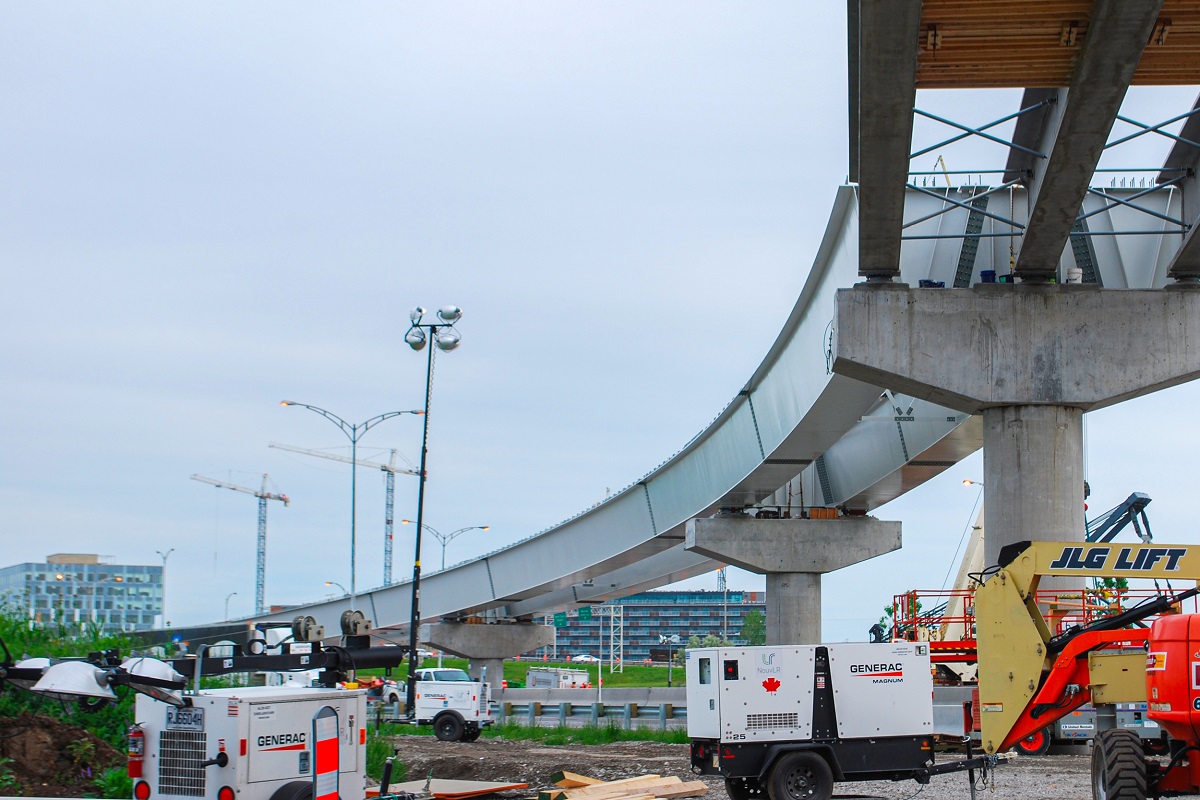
[832, 284, 1200, 567]
[419, 621, 554, 691]
[685, 516, 901, 644]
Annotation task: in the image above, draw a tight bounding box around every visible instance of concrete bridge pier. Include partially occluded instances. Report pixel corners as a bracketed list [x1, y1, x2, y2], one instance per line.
[834, 285, 1200, 567]
[419, 621, 554, 693]
[685, 516, 901, 644]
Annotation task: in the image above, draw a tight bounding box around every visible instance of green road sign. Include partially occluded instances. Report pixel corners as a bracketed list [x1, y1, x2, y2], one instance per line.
[578, 607, 593, 621]
[553, 612, 568, 628]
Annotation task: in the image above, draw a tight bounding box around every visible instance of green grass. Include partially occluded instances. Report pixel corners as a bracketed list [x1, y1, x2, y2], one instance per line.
[368, 720, 687, 745]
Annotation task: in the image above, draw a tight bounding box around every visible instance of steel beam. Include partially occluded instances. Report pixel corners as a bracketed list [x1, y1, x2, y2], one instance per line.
[1160, 93, 1200, 284]
[856, 0, 921, 281]
[1014, 0, 1162, 281]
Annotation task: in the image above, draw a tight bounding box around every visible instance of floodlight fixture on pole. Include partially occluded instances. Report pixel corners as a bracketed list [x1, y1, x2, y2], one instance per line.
[400, 521, 490, 570]
[281, 401, 422, 612]
[403, 304, 464, 717]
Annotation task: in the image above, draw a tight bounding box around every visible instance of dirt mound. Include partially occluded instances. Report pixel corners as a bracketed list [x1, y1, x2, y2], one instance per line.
[0, 713, 123, 797]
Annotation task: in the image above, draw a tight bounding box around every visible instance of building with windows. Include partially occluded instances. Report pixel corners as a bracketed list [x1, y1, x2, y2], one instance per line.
[539, 589, 765, 662]
[0, 554, 163, 632]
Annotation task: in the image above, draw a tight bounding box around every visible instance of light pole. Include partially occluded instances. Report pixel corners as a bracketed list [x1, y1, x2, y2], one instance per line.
[224, 592, 237, 621]
[324, 581, 349, 596]
[156, 549, 174, 627]
[660, 634, 680, 687]
[400, 521, 490, 570]
[281, 401, 421, 612]
[403, 304, 464, 716]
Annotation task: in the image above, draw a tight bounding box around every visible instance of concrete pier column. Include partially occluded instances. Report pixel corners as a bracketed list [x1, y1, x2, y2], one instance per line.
[419, 621, 554, 694]
[686, 516, 901, 644]
[765, 573, 822, 644]
[834, 285, 1200, 566]
[982, 405, 1084, 567]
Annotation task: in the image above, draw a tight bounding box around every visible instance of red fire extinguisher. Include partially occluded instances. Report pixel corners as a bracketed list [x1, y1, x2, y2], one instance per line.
[128, 724, 145, 779]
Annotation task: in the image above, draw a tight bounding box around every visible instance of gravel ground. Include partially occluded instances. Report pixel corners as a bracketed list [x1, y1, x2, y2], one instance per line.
[389, 737, 1094, 800]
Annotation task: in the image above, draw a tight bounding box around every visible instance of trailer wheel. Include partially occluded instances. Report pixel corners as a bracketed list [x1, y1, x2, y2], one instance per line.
[1092, 729, 1147, 800]
[724, 777, 765, 800]
[461, 727, 482, 743]
[269, 782, 313, 800]
[1014, 727, 1052, 756]
[434, 711, 465, 742]
[767, 752, 832, 800]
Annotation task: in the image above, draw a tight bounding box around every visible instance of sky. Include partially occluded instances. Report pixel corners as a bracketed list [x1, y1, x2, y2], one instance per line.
[3, 4, 1199, 642]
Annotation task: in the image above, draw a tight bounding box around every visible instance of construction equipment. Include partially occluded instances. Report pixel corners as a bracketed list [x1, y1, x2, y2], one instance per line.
[975, 540, 1200, 799]
[685, 643, 1000, 799]
[191, 474, 289, 615]
[269, 443, 418, 585]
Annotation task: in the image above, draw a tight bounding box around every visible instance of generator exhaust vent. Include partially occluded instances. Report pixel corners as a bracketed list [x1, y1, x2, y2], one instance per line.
[747, 712, 799, 730]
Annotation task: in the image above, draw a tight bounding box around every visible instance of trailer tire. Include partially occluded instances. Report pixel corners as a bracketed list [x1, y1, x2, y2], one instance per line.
[434, 712, 465, 742]
[461, 727, 482, 743]
[724, 777, 766, 800]
[1092, 729, 1147, 800]
[1013, 727, 1052, 756]
[767, 752, 833, 800]
[269, 782, 313, 800]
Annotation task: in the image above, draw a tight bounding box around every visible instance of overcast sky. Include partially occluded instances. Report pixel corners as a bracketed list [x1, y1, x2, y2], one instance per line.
[3, 4, 1198, 641]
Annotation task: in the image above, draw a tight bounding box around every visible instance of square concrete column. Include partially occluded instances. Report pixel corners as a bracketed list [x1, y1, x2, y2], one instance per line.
[686, 516, 901, 644]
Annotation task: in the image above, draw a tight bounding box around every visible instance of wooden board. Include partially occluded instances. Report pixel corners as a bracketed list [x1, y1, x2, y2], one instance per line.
[372, 778, 530, 799]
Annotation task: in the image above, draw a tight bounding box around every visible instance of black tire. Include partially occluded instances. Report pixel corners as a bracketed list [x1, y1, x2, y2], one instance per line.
[1014, 727, 1053, 756]
[1092, 729, 1147, 800]
[269, 782, 313, 800]
[767, 752, 833, 800]
[434, 712, 465, 742]
[725, 777, 766, 800]
[461, 727, 482, 743]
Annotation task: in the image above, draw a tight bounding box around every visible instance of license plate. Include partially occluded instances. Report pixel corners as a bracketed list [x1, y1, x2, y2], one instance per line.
[166, 707, 205, 731]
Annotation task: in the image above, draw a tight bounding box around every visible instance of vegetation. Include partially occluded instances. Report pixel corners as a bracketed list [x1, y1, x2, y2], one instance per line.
[371, 720, 688, 745]
[91, 767, 133, 799]
[0, 594, 136, 750]
[740, 610, 766, 645]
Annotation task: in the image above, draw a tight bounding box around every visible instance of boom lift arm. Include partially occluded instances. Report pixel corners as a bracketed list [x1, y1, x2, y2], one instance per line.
[976, 540, 1200, 754]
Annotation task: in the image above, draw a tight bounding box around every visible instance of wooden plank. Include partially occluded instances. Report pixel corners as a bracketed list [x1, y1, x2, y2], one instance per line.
[565, 779, 683, 800]
[382, 779, 530, 799]
[552, 772, 604, 789]
[559, 772, 672, 796]
[651, 781, 709, 800]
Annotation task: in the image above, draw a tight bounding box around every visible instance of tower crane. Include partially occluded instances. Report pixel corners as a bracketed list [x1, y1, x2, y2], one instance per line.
[190, 473, 289, 615]
[268, 442, 417, 585]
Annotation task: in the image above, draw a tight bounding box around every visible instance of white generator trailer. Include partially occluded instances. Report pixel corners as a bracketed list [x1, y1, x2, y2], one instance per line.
[131, 685, 367, 800]
[686, 643, 997, 800]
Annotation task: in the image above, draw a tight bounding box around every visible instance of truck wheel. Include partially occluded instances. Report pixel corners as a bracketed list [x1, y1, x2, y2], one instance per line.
[767, 752, 833, 800]
[434, 712, 465, 742]
[724, 777, 766, 800]
[1092, 729, 1147, 800]
[1014, 727, 1052, 756]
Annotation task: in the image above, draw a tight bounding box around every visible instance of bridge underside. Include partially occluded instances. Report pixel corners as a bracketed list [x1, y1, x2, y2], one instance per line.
[244, 1, 1200, 643]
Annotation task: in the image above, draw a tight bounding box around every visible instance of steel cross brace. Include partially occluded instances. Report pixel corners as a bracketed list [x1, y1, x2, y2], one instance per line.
[910, 100, 1053, 162]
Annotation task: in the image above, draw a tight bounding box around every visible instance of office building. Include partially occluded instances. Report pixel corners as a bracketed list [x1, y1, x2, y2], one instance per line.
[0, 553, 163, 632]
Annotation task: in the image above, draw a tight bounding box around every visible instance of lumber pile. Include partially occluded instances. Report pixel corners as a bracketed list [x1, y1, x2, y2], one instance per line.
[540, 773, 708, 800]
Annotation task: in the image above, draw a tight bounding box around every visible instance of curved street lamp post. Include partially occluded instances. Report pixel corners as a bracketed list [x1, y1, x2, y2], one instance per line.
[281, 402, 421, 611]
[400, 521, 490, 570]
[403, 305, 464, 717]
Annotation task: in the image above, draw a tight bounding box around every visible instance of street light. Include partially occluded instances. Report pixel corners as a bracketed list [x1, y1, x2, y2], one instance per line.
[281, 401, 422, 612]
[156, 549, 174, 627]
[224, 592, 237, 621]
[660, 634, 681, 687]
[962, 479, 983, 487]
[403, 304, 464, 716]
[324, 581, 349, 596]
[400, 521, 490, 570]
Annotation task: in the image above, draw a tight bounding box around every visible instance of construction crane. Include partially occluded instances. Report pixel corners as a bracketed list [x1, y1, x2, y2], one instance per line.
[268, 442, 417, 585]
[190, 473, 289, 615]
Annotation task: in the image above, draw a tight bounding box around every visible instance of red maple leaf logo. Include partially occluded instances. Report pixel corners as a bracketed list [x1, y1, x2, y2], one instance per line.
[762, 677, 781, 693]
